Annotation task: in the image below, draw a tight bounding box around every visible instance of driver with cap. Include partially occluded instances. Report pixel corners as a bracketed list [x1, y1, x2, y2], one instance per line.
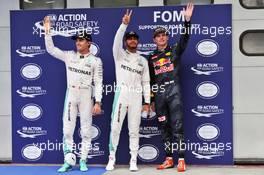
[106, 9, 150, 172]
[43, 16, 103, 173]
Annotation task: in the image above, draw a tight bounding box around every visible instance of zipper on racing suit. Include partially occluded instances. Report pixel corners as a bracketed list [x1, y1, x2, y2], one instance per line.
[118, 104, 122, 122]
[67, 102, 71, 121]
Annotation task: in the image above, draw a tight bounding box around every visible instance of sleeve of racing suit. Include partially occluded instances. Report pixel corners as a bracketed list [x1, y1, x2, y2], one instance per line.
[93, 58, 103, 103]
[45, 34, 67, 62]
[148, 55, 156, 103]
[113, 23, 127, 60]
[174, 21, 191, 56]
[142, 58, 151, 104]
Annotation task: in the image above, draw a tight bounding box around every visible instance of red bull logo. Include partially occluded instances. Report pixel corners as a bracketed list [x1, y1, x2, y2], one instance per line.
[153, 58, 171, 67]
[155, 64, 174, 75]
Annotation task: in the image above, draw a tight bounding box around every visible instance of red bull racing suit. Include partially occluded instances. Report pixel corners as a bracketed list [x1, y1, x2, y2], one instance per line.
[148, 21, 191, 158]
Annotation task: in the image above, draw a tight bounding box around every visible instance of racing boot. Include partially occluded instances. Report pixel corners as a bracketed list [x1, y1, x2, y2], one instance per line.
[177, 158, 186, 172]
[157, 157, 174, 170]
[79, 159, 88, 172]
[57, 162, 72, 173]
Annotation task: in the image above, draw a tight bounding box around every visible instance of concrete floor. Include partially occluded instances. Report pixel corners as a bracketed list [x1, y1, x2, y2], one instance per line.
[1, 164, 264, 175]
[103, 165, 264, 175]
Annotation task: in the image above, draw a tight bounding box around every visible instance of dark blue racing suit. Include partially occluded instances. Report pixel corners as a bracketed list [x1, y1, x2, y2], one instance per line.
[148, 21, 191, 158]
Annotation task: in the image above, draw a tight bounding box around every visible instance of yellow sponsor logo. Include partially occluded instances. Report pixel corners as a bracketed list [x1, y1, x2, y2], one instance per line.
[165, 52, 171, 56]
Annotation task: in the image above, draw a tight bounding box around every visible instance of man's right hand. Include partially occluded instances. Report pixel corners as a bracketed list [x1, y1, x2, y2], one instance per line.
[183, 3, 194, 22]
[43, 16, 51, 34]
[122, 9, 132, 25]
[92, 103, 102, 116]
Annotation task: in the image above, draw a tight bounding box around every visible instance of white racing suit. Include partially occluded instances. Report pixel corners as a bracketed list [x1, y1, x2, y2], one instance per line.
[109, 24, 150, 159]
[45, 35, 103, 160]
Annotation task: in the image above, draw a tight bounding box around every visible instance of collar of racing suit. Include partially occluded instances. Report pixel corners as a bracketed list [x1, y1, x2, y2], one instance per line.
[125, 49, 139, 55]
[155, 45, 170, 54]
[77, 52, 91, 59]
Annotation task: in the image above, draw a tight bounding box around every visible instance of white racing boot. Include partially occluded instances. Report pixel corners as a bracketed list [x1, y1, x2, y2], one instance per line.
[129, 157, 138, 171]
[106, 155, 116, 171]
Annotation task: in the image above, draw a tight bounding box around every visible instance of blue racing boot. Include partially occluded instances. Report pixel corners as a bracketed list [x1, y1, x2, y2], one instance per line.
[57, 162, 72, 173]
[79, 159, 88, 172]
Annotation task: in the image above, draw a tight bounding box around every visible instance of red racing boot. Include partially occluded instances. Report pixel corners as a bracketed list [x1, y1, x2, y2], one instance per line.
[157, 157, 174, 170]
[177, 158, 186, 172]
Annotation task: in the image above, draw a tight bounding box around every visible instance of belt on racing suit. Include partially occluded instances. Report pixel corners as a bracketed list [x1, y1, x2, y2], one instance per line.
[163, 80, 175, 86]
[69, 84, 91, 89]
[155, 80, 175, 87]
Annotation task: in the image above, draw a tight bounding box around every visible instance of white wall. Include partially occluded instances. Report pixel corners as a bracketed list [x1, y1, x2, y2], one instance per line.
[139, 0, 163, 6]
[215, 0, 264, 160]
[67, 0, 90, 8]
[0, 0, 19, 160]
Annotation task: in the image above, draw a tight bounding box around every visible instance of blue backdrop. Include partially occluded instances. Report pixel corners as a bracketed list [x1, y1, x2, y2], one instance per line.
[11, 4, 233, 165]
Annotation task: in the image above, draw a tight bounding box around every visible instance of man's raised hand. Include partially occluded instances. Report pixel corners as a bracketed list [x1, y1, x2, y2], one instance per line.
[43, 16, 51, 34]
[122, 9, 133, 25]
[183, 3, 194, 22]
